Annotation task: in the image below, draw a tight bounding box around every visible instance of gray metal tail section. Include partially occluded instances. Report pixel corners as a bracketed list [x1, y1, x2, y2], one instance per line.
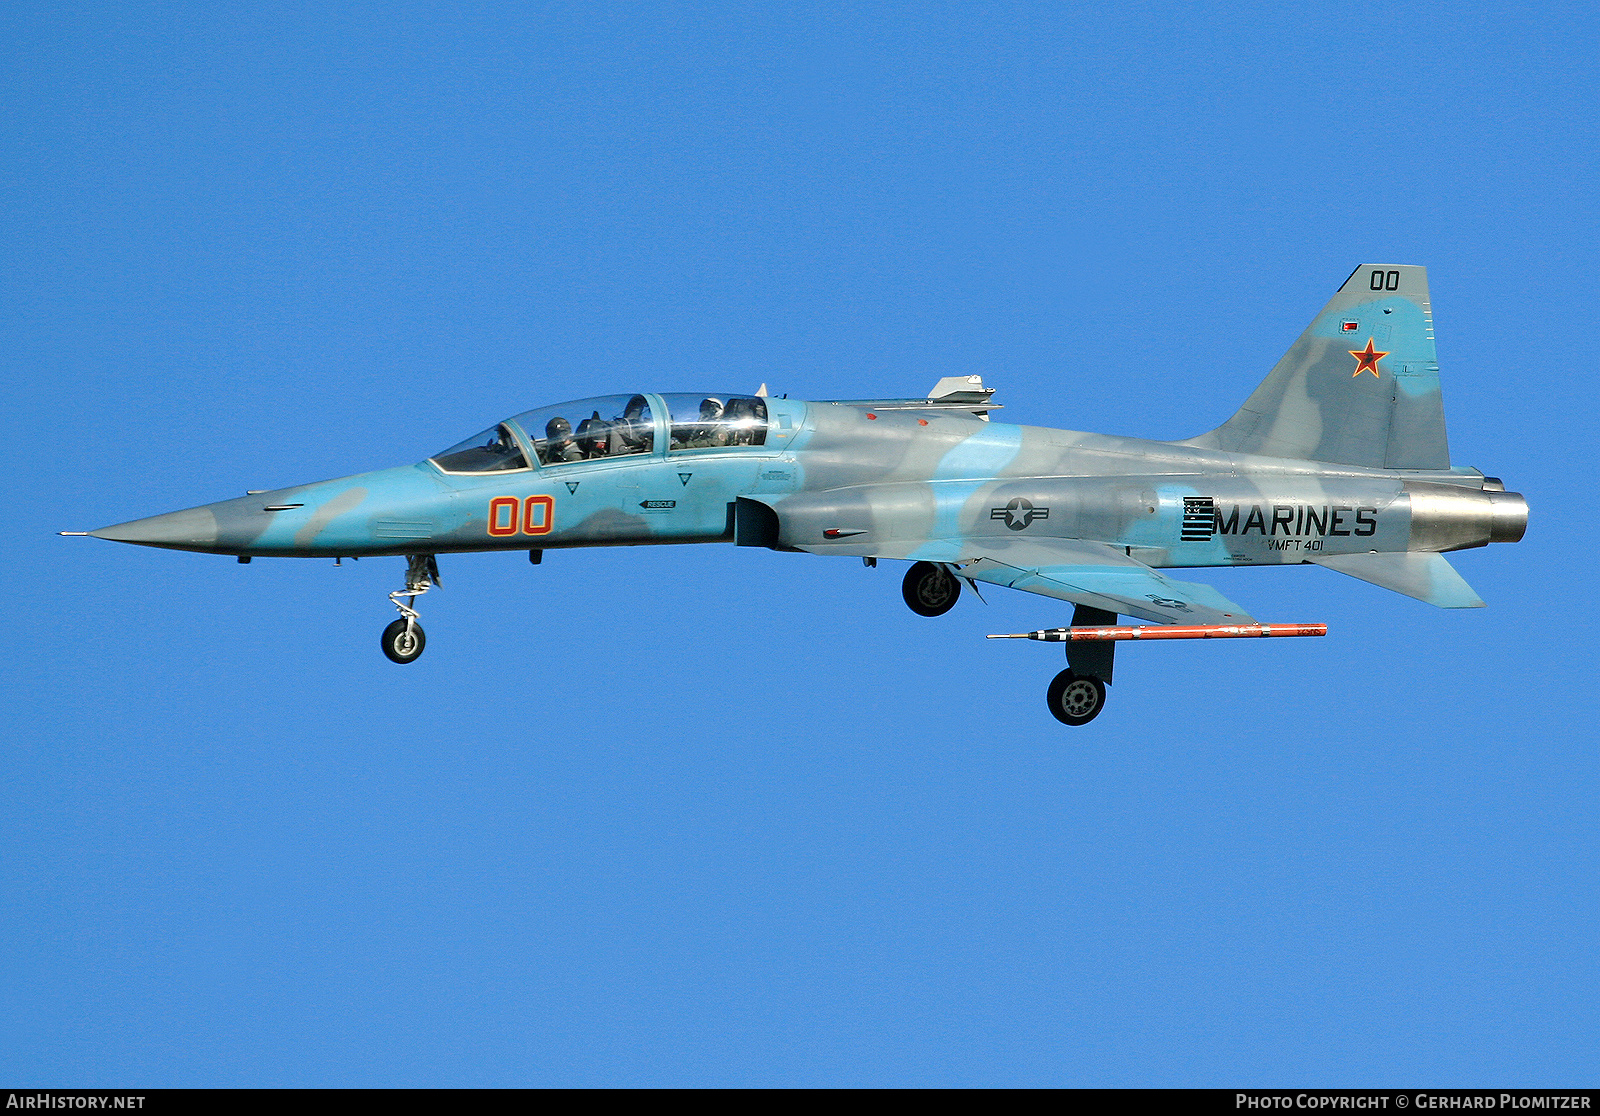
[1183, 264, 1449, 470]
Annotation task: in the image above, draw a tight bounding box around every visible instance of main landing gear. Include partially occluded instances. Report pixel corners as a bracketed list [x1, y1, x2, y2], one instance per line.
[1046, 670, 1107, 726]
[902, 561, 960, 617]
[985, 604, 1119, 726]
[382, 554, 439, 664]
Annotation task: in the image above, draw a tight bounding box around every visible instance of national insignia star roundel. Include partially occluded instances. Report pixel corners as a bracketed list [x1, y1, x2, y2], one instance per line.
[1349, 337, 1388, 377]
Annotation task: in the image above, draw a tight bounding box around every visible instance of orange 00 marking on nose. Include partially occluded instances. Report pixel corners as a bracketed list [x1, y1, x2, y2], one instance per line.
[487, 496, 520, 536]
[523, 495, 554, 535]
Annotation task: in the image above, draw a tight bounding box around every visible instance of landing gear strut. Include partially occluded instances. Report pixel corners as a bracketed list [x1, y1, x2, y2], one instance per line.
[382, 554, 438, 664]
[902, 561, 960, 616]
[988, 604, 1117, 726]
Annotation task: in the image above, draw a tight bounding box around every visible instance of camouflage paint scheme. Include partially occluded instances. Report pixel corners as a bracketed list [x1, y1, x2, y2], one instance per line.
[85, 264, 1527, 660]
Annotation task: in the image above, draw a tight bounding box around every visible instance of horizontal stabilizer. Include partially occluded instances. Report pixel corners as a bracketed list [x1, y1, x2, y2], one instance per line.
[1310, 552, 1484, 608]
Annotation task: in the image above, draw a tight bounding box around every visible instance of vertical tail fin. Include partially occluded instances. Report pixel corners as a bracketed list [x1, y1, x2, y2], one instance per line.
[1184, 264, 1449, 469]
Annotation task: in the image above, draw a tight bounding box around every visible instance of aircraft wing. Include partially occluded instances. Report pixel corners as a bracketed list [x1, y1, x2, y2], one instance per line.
[803, 535, 1255, 625]
[951, 538, 1256, 625]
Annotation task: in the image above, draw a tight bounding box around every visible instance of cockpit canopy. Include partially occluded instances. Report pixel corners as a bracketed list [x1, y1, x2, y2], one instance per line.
[659, 393, 768, 452]
[430, 393, 770, 474]
[430, 423, 529, 473]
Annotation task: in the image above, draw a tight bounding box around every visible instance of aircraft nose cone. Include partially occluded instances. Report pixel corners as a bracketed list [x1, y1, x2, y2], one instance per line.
[90, 506, 219, 550]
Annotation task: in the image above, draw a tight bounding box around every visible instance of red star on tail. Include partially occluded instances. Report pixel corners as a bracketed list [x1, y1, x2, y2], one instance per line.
[1349, 338, 1388, 377]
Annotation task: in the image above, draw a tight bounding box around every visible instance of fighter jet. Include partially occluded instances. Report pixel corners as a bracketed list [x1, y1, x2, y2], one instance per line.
[66, 264, 1527, 725]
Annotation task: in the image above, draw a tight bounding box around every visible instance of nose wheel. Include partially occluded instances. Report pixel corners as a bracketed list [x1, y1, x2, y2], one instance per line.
[382, 554, 438, 664]
[382, 618, 426, 663]
[1046, 669, 1106, 726]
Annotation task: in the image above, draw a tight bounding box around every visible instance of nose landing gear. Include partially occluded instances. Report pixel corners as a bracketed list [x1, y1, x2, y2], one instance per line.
[382, 554, 439, 664]
[382, 618, 426, 664]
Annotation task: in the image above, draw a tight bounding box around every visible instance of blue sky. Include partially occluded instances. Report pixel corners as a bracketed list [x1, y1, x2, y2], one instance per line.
[4, 0, 1596, 1087]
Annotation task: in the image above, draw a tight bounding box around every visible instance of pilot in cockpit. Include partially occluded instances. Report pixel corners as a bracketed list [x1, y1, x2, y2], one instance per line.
[608, 394, 653, 456]
[675, 397, 727, 449]
[543, 416, 583, 463]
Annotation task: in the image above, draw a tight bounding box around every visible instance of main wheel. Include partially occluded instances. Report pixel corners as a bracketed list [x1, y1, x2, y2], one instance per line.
[1046, 669, 1106, 726]
[382, 619, 426, 664]
[902, 561, 960, 617]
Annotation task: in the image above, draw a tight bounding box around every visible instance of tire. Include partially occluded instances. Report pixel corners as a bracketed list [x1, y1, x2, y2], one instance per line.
[1046, 669, 1106, 726]
[902, 561, 960, 617]
[382, 619, 426, 664]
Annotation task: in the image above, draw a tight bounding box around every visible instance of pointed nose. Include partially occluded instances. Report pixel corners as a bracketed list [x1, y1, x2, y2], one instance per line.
[90, 507, 218, 550]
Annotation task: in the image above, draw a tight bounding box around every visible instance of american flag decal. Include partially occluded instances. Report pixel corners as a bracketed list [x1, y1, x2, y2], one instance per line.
[1181, 496, 1215, 541]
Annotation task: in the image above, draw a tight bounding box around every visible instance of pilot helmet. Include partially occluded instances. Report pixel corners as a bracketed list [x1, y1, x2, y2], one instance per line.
[546, 416, 573, 441]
